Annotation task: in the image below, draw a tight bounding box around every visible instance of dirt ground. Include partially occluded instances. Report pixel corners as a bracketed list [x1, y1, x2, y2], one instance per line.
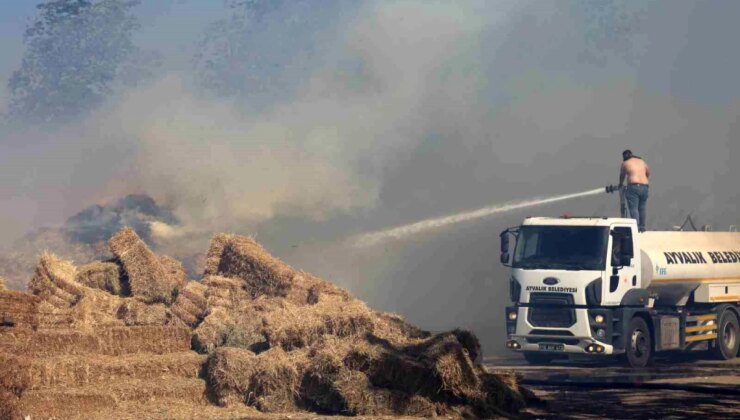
[486, 353, 740, 420]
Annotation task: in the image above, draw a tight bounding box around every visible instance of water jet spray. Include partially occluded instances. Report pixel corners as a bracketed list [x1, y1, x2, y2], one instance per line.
[353, 186, 619, 247]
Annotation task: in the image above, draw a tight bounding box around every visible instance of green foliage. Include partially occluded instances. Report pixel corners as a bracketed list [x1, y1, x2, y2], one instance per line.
[7, 0, 142, 123]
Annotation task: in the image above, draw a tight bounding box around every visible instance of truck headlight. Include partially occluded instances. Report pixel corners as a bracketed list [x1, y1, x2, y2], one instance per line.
[508, 311, 518, 321]
[594, 314, 605, 324]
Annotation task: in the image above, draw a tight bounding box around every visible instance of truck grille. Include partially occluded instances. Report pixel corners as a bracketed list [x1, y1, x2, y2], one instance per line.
[528, 293, 576, 328]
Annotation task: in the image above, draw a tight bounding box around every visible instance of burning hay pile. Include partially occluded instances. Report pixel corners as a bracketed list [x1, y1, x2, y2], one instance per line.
[0, 228, 526, 418]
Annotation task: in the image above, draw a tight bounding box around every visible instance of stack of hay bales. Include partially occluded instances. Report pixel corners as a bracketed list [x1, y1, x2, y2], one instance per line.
[109, 227, 180, 304]
[200, 233, 526, 417]
[0, 228, 526, 418]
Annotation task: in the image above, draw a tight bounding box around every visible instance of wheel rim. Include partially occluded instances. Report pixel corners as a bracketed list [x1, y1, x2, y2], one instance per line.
[722, 320, 737, 351]
[631, 329, 648, 359]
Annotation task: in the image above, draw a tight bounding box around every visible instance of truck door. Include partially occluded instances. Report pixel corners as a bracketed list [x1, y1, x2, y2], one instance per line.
[604, 225, 639, 305]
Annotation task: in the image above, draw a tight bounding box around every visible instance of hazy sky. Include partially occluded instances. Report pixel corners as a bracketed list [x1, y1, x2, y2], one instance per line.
[1, 0, 738, 352]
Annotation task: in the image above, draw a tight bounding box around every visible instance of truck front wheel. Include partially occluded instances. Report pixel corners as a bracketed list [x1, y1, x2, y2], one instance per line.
[625, 317, 653, 368]
[710, 308, 739, 360]
[523, 352, 554, 365]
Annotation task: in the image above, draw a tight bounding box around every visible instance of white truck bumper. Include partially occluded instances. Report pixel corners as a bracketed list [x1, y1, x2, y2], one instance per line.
[506, 306, 617, 355]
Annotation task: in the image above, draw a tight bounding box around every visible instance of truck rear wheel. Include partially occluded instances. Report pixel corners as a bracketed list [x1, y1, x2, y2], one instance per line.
[523, 352, 554, 365]
[625, 317, 652, 368]
[710, 308, 739, 360]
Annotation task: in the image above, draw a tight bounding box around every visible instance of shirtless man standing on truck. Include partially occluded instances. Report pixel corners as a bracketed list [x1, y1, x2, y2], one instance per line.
[618, 150, 651, 232]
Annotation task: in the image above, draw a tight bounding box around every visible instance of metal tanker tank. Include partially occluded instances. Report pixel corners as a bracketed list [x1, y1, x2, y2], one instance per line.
[639, 231, 740, 306]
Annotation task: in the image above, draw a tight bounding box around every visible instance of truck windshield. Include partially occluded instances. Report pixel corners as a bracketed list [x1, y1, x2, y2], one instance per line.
[513, 225, 608, 271]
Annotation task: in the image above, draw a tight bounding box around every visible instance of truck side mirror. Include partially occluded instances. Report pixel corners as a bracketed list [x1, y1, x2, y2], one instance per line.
[500, 232, 511, 266]
[501, 252, 510, 265]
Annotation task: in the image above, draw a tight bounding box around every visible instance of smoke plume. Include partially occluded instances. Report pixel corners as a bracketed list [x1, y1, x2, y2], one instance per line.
[1, 0, 739, 353]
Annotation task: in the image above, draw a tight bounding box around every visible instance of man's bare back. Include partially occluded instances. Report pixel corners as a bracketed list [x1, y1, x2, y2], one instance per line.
[621, 157, 650, 185]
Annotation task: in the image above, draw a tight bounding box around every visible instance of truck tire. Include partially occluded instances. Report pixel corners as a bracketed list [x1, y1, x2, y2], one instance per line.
[625, 317, 652, 368]
[710, 308, 739, 360]
[523, 352, 554, 365]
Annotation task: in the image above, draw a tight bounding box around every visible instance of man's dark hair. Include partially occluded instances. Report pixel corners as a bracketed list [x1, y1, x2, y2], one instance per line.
[622, 150, 633, 161]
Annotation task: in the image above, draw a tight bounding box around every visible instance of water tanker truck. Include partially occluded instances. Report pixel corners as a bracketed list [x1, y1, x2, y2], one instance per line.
[500, 213, 740, 367]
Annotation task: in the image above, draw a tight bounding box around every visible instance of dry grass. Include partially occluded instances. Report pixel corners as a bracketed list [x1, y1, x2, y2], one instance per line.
[109, 228, 174, 304]
[75, 261, 123, 296]
[116, 299, 169, 326]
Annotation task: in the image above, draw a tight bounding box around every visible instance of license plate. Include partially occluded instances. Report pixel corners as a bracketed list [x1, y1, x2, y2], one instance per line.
[538, 343, 564, 352]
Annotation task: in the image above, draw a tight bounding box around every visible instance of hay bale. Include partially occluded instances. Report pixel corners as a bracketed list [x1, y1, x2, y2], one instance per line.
[362, 332, 480, 401]
[264, 295, 374, 350]
[28, 253, 83, 305]
[13, 352, 205, 391]
[193, 307, 236, 353]
[108, 228, 173, 304]
[206, 346, 306, 412]
[116, 299, 169, 326]
[180, 281, 207, 310]
[75, 261, 123, 296]
[0, 276, 6, 291]
[0, 326, 191, 357]
[203, 233, 231, 277]
[0, 391, 21, 420]
[203, 234, 293, 299]
[246, 347, 305, 412]
[0, 290, 40, 329]
[203, 276, 244, 310]
[160, 255, 188, 293]
[207, 346, 257, 407]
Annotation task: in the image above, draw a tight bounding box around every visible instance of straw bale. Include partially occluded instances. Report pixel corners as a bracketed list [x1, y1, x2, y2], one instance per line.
[69, 292, 124, 328]
[263, 295, 374, 351]
[0, 326, 191, 357]
[0, 353, 32, 396]
[204, 234, 293, 299]
[180, 281, 208, 310]
[0, 390, 21, 420]
[108, 228, 173, 304]
[363, 332, 480, 400]
[18, 387, 119, 419]
[246, 347, 306, 412]
[10, 352, 205, 390]
[207, 346, 257, 406]
[193, 307, 236, 353]
[203, 233, 231, 277]
[0, 290, 40, 329]
[28, 253, 83, 305]
[35, 300, 74, 328]
[206, 346, 306, 411]
[301, 360, 437, 417]
[0, 276, 6, 291]
[160, 255, 189, 292]
[372, 312, 431, 345]
[75, 261, 123, 296]
[116, 299, 169, 326]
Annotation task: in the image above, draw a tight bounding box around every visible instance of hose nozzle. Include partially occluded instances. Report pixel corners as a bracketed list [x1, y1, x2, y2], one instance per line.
[605, 185, 620, 194]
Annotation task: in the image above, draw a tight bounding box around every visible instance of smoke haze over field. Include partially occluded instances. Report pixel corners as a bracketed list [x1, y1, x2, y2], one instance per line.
[1, 0, 739, 352]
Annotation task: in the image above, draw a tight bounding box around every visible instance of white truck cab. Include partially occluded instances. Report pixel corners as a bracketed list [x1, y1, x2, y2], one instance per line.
[501, 216, 740, 367]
